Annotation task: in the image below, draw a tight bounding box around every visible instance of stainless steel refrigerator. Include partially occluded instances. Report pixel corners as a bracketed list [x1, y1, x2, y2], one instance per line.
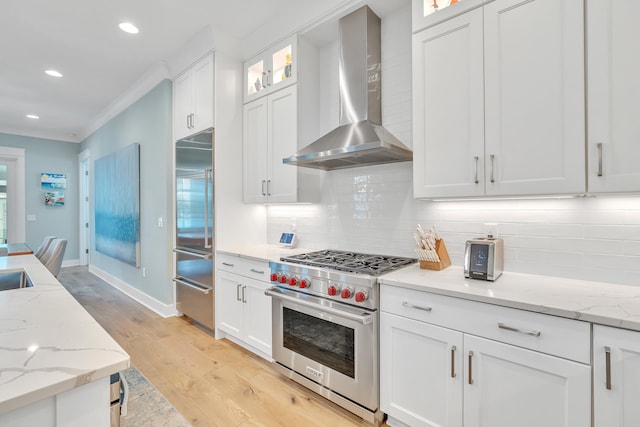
[173, 128, 214, 329]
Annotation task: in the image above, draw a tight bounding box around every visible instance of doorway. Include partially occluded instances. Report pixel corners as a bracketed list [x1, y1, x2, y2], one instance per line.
[0, 147, 25, 243]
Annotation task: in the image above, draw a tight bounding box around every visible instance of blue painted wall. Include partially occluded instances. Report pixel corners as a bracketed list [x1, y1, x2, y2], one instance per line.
[81, 79, 173, 304]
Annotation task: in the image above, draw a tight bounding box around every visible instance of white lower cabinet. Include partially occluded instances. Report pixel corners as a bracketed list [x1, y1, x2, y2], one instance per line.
[463, 335, 590, 427]
[593, 325, 640, 427]
[380, 285, 591, 427]
[216, 254, 272, 359]
[381, 312, 463, 427]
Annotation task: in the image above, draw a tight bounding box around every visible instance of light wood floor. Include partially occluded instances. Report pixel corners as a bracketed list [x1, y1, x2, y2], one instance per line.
[58, 266, 388, 427]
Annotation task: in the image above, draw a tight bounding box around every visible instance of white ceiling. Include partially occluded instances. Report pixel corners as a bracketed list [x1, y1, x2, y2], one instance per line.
[0, 0, 408, 143]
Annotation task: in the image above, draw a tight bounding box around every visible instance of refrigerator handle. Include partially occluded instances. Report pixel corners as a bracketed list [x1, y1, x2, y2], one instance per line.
[204, 168, 213, 249]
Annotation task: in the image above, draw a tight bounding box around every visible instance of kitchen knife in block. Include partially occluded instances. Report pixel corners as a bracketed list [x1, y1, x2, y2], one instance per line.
[419, 239, 451, 271]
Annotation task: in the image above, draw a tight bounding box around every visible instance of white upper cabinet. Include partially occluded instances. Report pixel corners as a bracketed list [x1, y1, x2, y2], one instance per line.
[413, 0, 586, 199]
[243, 85, 298, 203]
[587, 0, 640, 193]
[483, 0, 585, 196]
[413, 7, 485, 199]
[244, 35, 297, 103]
[174, 54, 214, 140]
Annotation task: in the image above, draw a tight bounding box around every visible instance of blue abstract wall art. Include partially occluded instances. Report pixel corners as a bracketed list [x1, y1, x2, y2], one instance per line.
[95, 143, 141, 267]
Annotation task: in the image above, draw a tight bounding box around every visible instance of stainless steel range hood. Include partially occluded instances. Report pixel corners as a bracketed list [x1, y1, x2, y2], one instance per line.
[283, 6, 412, 171]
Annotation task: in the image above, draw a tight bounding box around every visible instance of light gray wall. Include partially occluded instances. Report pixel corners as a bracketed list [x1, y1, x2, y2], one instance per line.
[81, 79, 174, 304]
[0, 133, 80, 259]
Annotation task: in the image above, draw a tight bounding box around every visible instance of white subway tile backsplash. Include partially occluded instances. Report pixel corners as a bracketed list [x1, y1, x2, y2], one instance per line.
[264, 3, 640, 288]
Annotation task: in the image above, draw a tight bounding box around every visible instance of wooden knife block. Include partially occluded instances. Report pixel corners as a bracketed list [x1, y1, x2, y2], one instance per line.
[419, 239, 451, 271]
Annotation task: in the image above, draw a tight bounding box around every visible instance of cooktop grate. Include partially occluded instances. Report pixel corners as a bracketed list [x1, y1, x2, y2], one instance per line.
[281, 249, 416, 276]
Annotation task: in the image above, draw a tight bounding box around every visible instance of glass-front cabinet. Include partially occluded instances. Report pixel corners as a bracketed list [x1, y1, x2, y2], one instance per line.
[244, 35, 297, 103]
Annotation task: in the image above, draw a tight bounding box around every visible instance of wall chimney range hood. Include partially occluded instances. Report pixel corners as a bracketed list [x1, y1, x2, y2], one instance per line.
[283, 6, 412, 171]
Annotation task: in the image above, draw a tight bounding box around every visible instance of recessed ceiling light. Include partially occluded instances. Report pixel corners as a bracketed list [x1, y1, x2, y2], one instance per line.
[45, 69, 63, 77]
[119, 22, 139, 34]
[26, 114, 40, 119]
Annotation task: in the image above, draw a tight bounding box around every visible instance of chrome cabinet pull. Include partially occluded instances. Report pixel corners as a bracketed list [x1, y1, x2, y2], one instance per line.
[236, 284, 242, 301]
[451, 345, 457, 378]
[498, 322, 541, 337]
[474, 156, 479, 184]
[222, 262, 234, 267]
[261, 72, 267, 89]
[597, 143, 603, 177]
[186, 115, 191, 129]
[267, 69, 272, 87]
[402, 301, 432, 312]
[250, 268, 265, 274]
[267, 180, 272, 196]
[490, 154, 496, 183]
[261, 180, 266, 196]
[468, 351, 474, 385]
[242, 285, 247, 303]
[605, 346, 612, 390]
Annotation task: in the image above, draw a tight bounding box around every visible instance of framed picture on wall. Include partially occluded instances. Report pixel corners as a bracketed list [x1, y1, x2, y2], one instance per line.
[41, 173, 67, 189]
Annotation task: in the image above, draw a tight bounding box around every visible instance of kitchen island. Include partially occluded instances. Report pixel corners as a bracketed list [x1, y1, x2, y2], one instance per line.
[0, 254, 129, 426]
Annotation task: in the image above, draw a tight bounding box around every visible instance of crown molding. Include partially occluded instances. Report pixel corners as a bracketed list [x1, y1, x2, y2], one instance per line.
[78, 62, 172, 142]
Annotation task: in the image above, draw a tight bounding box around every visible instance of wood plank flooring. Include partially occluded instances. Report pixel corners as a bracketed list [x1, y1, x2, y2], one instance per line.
[58, 266, 387, 427]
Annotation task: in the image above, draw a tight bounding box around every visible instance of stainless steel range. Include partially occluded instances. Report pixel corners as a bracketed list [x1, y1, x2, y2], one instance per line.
[266, 250, 416, 425]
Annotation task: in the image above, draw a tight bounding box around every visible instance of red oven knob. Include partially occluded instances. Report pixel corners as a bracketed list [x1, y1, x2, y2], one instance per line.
[270, 273, 279, 282]
[328, 284, 341, 296]
[341, 287, 354, 299]
[288, 277, 298, 286]
[278, 275, 288, 284]
[299, 279, 310, 289]
[355, 290, 368, 303]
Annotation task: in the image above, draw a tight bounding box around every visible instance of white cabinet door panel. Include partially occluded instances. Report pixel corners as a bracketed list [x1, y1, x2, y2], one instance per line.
[243, 278, 272, 356]
[381, 312, 463, 427]
[593, 325, 640, 427]
[412, 8, 485, 199]
[464, 334, 591, 427]
[243, 98, 269, 203]
[587, 0, 640, 193]
[267, 85, 297, 203]
[483, 0, 585, 196]
[216, 272, 243, 337]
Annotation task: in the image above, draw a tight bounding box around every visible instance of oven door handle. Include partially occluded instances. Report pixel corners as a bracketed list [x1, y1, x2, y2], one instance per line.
[265, 287, 374, 325]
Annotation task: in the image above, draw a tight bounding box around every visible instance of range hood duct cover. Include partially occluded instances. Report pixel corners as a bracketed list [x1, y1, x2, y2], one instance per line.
[283, 6, 412, 171]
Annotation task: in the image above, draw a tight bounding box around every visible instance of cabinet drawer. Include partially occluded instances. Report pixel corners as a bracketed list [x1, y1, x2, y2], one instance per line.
[381, 285, 590, 364]
[216, 253, 270, 282]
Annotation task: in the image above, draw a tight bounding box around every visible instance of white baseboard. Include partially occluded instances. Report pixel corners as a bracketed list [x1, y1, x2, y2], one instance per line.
[88, 264, 179, 318]
[62, 259, 81, 267]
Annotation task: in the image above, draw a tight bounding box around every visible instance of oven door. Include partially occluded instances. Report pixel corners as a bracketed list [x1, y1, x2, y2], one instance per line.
[266, 286, 378, 411]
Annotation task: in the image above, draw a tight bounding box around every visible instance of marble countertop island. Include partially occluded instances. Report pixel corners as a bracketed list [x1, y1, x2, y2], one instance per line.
[0, 255, 130, 415]
[381, 264, 640, 332]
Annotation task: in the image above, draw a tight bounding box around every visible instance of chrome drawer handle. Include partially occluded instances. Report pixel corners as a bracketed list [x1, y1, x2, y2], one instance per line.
[402, 301, 432, 312]
[498, 322, 541, 337]
[250, 268, 265, 274]
[451, 345, 457, 378]
[605, 346, 612, 390]
[597, 143, 603, 177]
[222, 262, 234, 267]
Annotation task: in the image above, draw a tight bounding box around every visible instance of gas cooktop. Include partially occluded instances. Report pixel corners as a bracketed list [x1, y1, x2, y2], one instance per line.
[281, 249, 416, 276]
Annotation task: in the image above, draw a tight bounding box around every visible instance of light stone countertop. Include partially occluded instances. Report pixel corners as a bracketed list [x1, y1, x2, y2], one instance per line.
[381, 264, 640, 332]
[217, 244, 314, 263]
[0, 255, 130, 415]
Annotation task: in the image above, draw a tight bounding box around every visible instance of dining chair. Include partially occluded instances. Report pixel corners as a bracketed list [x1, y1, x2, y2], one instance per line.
[34, 235, 57, 260]
[40, 238, 67, 277]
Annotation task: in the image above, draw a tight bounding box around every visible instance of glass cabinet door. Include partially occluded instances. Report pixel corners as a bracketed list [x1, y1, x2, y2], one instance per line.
[244, 35, 297, 103]
[246, 58, 266, 100]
